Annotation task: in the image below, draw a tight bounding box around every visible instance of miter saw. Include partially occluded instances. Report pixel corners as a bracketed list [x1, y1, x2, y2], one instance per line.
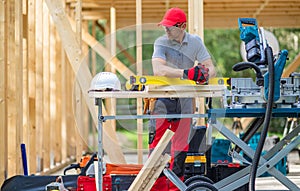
[227, 18, 300, 110]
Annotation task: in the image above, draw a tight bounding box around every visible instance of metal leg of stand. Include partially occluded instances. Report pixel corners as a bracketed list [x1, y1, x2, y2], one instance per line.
[96, 98, 103, 191]
[212, 120, 300, 191]
[163, 168, 187, 191]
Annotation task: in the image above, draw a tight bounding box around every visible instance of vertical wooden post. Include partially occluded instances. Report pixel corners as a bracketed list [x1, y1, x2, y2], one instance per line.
[91, 21, 97, 150]
[42, 0, 51, 170]
[27, 0, 37, 173]
[75, 0, 83, 162]
[49, 17, 57, 167]
[35, 0, 44, 172]
[136, 0, 143, 164]
[82, 21, 90, 152]
[0, 0, 7, 184]
[188, 0, 206, 127]
[7, 0, 23, 177]
[108, 5, 117, 132]
[15, 0, 23, 175]
[22, 0, 30, 174]
[55, 29, 63, 163]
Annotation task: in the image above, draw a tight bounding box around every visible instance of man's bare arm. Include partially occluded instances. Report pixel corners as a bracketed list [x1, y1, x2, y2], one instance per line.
[152, 58, 184, 78]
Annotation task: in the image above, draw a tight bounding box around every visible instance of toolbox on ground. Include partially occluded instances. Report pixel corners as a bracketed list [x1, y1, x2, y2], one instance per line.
[184, 153, 206, 180]
[208, 163, 249, 191]
[77, 162, 142, 191]
[211, 138, 232, 163]
[77, 174, 137, 191]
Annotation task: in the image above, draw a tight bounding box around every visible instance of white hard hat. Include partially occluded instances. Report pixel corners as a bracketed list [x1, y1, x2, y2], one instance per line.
[89, 72, 121, 91]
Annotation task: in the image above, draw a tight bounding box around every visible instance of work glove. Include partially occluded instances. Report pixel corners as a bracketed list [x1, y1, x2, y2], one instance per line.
[183, 64, 209, 84]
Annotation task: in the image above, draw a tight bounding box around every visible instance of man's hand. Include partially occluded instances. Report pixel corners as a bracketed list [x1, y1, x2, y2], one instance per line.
[183, 65, 209, 84]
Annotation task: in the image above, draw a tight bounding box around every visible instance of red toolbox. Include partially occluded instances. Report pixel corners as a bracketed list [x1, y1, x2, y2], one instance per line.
[77, 175, 112, 191]
[76, 163, 142, 191]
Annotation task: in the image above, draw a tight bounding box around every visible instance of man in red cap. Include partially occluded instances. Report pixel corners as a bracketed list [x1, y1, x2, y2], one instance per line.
[149, 7, 216, 191]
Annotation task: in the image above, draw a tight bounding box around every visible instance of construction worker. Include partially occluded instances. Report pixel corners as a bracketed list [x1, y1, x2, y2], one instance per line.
[149, 7, 216, 191]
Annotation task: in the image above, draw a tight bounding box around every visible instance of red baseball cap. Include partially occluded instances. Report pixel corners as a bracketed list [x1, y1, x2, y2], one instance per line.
[158, 8, 186, 27]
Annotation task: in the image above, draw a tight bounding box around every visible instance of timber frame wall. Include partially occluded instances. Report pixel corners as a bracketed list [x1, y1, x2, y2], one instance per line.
[0, 0, 93, 184]
[0, 0, 143, 185]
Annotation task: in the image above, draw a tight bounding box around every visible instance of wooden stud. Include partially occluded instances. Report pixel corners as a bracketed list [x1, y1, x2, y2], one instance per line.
[42, 0, 51, 171]
[0, 0, 7, 184]
[22, 0, 30, 175]
[136, 0, 143, 164]
[35, 0, 44, 172]
[49, 17, 57, 167]
[188, 0, 206, 127]
[106, 5, 117, 132]
[7, 0, 23, 177]
[75, 0, 83, 162]
[55, 28, 62, 164]
[15, 0, 23, 175]
[27, 0, 37, 173]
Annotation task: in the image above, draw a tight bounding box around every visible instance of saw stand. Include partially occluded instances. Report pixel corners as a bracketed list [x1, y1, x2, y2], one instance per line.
[89, 87, 300, 191]
[89, 84, 225, 191]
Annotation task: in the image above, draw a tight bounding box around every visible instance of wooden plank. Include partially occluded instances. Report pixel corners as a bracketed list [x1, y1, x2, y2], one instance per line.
[7, 0, 20, 177]
[88, 86, 225, 99]
[55, 29, 62, 163]
[128, 129, 174, 191]
[82, 28, 90, 151]
[75, 81, 84, 162]
[15, 0, 23, 175]
[22, 4, 30, 175]
[136, 0, 143, 165]
[0, 0, 7, 184]
[45, 0, 126, 164]
[106, 6, 117, 132]
[27, 0, 37, 173]
[75, 0, 83, 162]
[35, 0, 44, 172]
[49, 17, 57, 166]
[190, 0, 207, 127]
[42, 1, 51, 171]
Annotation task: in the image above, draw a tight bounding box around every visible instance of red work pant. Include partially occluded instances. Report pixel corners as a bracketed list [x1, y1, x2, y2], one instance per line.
[149, 118, 191, 191]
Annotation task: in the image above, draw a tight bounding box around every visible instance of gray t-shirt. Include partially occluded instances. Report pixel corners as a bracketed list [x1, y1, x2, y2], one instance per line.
[151, 32, 210, 114]
[152, 32, 211, 69]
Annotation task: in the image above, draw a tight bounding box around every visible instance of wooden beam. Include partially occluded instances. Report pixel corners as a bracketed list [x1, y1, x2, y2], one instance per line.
[6, 0, 23, 177]
[22, 0, 30, 175]
[136, 0, 143, 165]
[0, 0, 7, 184]
[75, 0, 83, 163]
[49, 17, 57, 167]
[45, 0, 126, 164]
[42, 0, 51, 171]
[55, 27, 63, 164]
[128, 129, 174, 191]
[35, 0, 44, 172]
[282, 52, 300, 77]
[27, 0, 37, 173]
